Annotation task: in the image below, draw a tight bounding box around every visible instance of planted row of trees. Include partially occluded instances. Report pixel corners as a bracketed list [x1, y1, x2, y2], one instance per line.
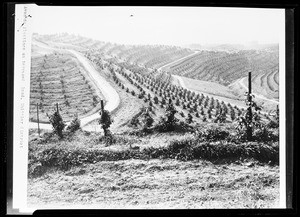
[111, 62, 243, 124]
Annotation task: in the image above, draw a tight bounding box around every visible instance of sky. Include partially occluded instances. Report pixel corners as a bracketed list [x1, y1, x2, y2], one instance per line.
[31, 5, 285, 46]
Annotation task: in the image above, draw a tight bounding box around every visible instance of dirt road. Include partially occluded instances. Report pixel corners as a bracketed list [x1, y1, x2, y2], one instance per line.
[157, 51, 199, 71]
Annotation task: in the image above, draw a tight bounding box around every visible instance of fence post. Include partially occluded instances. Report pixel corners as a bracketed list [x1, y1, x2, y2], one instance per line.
[56, 103, 59, 114]
[36, 103, 40, 137]
[100, 100, 104, 112]
[247, 72, 252, 141]
[100, 100, 105, 135]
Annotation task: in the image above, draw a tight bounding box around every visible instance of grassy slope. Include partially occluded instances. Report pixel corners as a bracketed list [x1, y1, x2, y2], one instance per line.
[28, 159, 279, 209]
[177, 76, 240, 99]
[27, 129, 279, 209]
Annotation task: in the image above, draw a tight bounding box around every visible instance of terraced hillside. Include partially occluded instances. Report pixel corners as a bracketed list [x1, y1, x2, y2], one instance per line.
[166, 49, 279, 99]
[29, 42, 104, 123]
[35, 33, 194, 70]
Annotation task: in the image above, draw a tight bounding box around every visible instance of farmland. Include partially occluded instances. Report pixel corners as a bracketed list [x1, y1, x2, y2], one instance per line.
[165, 49, 279, 101]
[35, 33, 194, 70]
[29, 42, 104, 123]
[27, 33, 281, 209]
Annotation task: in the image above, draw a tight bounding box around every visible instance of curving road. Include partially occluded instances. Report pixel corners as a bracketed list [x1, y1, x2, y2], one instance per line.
[157, 51, 199, 72]
[29, 49, 120, 131]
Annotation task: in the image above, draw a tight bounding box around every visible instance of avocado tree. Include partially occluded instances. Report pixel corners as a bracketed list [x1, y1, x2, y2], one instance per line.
[99, 100, 113, 136]
[47, 103, 66, 139]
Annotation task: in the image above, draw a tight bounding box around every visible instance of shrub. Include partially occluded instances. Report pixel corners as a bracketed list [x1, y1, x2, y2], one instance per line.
[195, 126, 230, 142]
[153, 96, 159, 104]
[186, 113, 193, 124]
[159, 103, 178, 132]
[66, 114, 81, 133]
[142, 108, 154, 132]
[267, 106, 279, 128]
[130, 116, 140, 127]
[253, 126, 279, 142]
[47, 109, 66, 139]
[99, 109, 113, 136]
[214, 110, 227, 123]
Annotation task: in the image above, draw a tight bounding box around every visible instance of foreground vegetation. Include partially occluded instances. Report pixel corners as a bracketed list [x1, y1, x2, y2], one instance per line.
[28, 122, 279, 178]
[27, 158, 279, 209]
[28, 127, 279, 209]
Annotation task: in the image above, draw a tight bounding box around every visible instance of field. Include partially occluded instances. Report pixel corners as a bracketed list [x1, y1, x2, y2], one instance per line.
[35, 34, 194, 70]
[27, 33, 281, 209]
[165, 49, 279, 101]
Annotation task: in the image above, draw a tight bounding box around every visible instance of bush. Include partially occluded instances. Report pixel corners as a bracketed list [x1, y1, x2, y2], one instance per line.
[195, 126, 230, 142]
[253, 126, 279, 142]
[130, 116, 140, 127]
[99, 109, 113, 136]
[142, 109, 154, 132]
[47, 109, 66, 139]
[214, 110, 226, 123]
[186, 113, 193, 124]
[267, 118, 279, 128]
[66, 114, 81, 133]
[157, 103, 178, 132]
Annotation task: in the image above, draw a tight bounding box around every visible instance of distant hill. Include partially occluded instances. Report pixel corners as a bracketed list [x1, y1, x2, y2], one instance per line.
[183, 43, 279, 52]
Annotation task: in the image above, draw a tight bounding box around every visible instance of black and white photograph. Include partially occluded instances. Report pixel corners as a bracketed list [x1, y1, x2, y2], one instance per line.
[11, 4, 287, 211]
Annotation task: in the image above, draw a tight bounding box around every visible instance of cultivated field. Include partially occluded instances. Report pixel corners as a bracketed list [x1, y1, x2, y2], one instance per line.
[29, 41, 104, 123]
[165, 49, 279, 101]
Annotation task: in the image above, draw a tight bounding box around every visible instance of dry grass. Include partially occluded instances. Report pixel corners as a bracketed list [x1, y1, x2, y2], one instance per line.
[27, 126, 279, 209]
[178, 76, 240, 100]
[27, 159, 279, 209]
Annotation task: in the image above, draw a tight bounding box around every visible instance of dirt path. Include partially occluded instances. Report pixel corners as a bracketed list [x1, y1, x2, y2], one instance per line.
[157, 51, 199, 71]
[238, 77, 279, 104]
[29, 47, 120, 130]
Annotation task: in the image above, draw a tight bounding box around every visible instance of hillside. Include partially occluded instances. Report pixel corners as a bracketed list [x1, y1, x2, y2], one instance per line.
[164, 49, 279, 101]
[29, 41, 104, 123]
[34, 33, 194, 70]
